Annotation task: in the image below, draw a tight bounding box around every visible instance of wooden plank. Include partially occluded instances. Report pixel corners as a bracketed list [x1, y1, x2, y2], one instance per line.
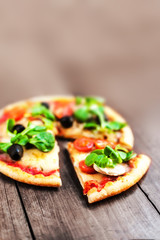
[17, 140, 160, 240]
[0, 174, 32, 240]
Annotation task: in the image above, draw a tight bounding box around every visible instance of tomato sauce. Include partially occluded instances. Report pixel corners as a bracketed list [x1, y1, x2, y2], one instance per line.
[83, 176, 117, 194]
[0, 154, 58, 177]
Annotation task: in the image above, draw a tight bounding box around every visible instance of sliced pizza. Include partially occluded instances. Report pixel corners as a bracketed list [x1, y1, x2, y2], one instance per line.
[67, 138, 151, 203]
[0, 99, 61, 187]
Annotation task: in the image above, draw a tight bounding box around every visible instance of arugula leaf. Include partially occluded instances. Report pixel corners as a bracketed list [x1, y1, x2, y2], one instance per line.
[0, 143, 12, 152]
[84, 122, 98, 129]
[74, 107, 90, 122]
[105, 121, 127, 131]
[6, 119, 15, 136]
[29, 132, 55, 152]
[32, 104, 55, 121]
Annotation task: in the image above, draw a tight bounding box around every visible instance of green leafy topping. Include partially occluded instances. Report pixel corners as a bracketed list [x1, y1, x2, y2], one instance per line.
[6, 119, 15, 136]
[74, 107, 90, 122]
[0, 143, 12, 153]
[74, 96, 127, 132]
[31, 104, 55, 121]
[29, 132, 55, 152]
[0, 119, 55, 154]
[85, 145, 137, 169]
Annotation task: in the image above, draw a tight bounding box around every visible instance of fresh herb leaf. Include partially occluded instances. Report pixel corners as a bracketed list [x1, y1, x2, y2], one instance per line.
[84, 122, 98, 129]
[32, 104, 55, 121]
[6, 119, 15, 136]
[92, 149, 104, 155]
[74, 107, 90, 122]
[11, 134, 29, 146]
[26, 125, 47, 136]
[75, 96, 84, 105]
[85, 153, 97, 166]
[85, 96, 105, 105]
[118, 151, 127, 160]
[0, 142, 12, 152]
[105, 121, 127, 131]
[115, 145, 129, 153]
[42, 117, 53, 130]
[29, 132, 55, 152]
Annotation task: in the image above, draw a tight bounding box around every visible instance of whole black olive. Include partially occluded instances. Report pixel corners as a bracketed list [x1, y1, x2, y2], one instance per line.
[41, 102, 49, 109]
[12, 124, 25, 133]
[7, 144, 23, 161]
[60, 116, 74, 128]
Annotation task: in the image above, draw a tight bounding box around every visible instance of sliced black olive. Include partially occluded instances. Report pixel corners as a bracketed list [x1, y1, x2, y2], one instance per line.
[60, 116, 74, 128]
[25, 143, 34, 150]
[12, 124, 25, 133]
[41, 102, 49, 109]
[7, 144, 23, 161]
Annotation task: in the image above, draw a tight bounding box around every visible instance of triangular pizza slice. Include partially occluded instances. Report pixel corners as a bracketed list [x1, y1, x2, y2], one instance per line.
[67, 138, 151, 203]
[0, 99, 61, 187]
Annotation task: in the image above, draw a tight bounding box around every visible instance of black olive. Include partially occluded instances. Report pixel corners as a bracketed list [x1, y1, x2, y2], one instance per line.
[12, 124, 25, 133]
[7, 144, 23, 161]
[60, 116, 74, 128]
[25, 143, 34, 150]
[41, 102, 49, 109]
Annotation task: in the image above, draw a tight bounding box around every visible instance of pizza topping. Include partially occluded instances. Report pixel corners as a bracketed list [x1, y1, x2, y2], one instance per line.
[84, 145, 136, 175]
[12, 124, 25, 134]
[59, 116, 74, 128]
[0, 106, 26, 124]
[53, 100, 75, 119]
[74, 96, 127, 132]
[93, 163, 130, 176]
[41, 102, 50, 109]
[73, 138, 94, 152]
[94, 139, 116, 149]
[83, 176, 117, 194]
[79, 160, 96, 174]
[0, 121, 55, 160]
[7, 144, 23, 161]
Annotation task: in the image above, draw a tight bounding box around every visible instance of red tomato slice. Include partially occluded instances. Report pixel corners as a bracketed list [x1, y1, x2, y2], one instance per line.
[0, 107, 26, 124]
[94, 139, 116, 149]
[53, 100, 75, 119]
[73, 138, 94, 152]
[79, 160, 96, 174]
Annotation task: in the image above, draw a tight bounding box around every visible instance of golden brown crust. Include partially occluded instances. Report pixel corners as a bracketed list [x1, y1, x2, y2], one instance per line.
[0, 160, 61, 187]
[67, 142, 151, 203]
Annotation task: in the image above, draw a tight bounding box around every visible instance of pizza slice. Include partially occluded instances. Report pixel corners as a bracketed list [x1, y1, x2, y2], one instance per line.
[67, 138, 151, 203]
[51, 96, 134, 149]
[0, 99, 61, 187]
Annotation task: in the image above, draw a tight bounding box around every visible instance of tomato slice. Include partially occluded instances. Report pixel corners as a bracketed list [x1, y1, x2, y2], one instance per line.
[53, 100, 75, 119]
[73, 138, 94, 152]
[94, 139, 116, 149]
[79, 160, 96, 174]
[0, 107, 26, 124]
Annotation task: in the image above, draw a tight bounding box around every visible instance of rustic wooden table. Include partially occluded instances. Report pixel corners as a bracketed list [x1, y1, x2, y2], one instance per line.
[0, 1, 160, 239]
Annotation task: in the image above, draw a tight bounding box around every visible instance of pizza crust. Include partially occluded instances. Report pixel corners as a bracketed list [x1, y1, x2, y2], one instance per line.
[0, 160, 61, 187]
[67, 142, 151, 203]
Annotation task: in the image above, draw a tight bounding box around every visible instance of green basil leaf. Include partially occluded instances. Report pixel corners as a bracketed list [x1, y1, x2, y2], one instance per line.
[6, 119, 15, 136]
[118, 151, 127, 160]
[27, 125, 47, 136]
[85, 96, 105, 105]
[84, 122, 98, 129]
[85, 153, 97, 166]
[0, 142, 12, 152]
[32, 104, 55, 121]
[74, 107, 90, 122]
[104, 146, 122, 163]
[124, 151, 137, 161]
[75, 96, 84, 105]
[105, 121, 127, 131]
[92, 149, 104, 155]
[115, 144, 129, 153]
[42, 118, 53, 130]
[95, 155, 109, 168]
[29, 132, 55, 152]
[11, 134, 29, 146]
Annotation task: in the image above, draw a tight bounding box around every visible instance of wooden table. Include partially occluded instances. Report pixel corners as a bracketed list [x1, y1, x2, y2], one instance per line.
[0, 1, 160, 239]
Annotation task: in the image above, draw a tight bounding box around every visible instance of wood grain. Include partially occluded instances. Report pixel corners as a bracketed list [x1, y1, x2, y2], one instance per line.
[16, 140, 160, 240]
[0, 174, 31, 240]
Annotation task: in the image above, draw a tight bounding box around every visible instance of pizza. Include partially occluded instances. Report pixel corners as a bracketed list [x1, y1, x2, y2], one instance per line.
[0, 98, 61, 187]
[0, 95, 150, 204]
[67, 138, 151, 203]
